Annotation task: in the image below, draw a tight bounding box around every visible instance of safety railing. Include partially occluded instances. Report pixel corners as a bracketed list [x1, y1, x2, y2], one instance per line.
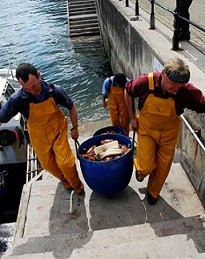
[181, 115, 205, 153]
[26, 144, 43, 184]
[119, 0, 205, 51]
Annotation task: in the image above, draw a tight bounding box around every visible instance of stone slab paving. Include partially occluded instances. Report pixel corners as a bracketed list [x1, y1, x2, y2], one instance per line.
[3, 120, 205, 258]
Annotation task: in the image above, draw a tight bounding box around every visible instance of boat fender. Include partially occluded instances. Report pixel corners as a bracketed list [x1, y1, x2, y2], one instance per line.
[0, 129, 16, 146]
[14, 126, 24, 148]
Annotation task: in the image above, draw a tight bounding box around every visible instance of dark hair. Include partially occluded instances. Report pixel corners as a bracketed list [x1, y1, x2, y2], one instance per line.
[16, 63, 38, 83]
[114, 73, 126, 87]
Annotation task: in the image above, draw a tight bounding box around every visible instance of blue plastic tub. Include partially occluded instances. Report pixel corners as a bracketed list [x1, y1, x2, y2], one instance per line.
[93, 126, 125, 136]
[78, 134, 133, 195]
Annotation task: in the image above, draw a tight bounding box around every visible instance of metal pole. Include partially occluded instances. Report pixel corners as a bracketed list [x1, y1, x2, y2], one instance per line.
[135, 0, 139, 16]
[150, 0, 155, 29]
[126, 0, 129, 7]
[172, 0, 180, 50]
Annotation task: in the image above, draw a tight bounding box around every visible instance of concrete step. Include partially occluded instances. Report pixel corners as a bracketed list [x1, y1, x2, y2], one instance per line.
[69, 5, 96, 11]
[69, 21, 100, 37]
[69, 1, 96, 8]
[70, 29, 100, 37]
[3, 215, 205, 258]
[3, 252, 205, 259]
[2, 124, 205, 258]
[68, 0, 95, 4]
[70, 30, 100, 38]
[69, 14, 98, 22]
[3, 162, 205, 258]
[70, 27, 99, 34]
[69, 9, 97, 17]
[70, 26, 100, 32]
[70, 20, 99, 28]
[6, 254, 205, 259]
[67, 0, 100, 38]
[68, 0, 95, 2]
[70, 18, 98, 24]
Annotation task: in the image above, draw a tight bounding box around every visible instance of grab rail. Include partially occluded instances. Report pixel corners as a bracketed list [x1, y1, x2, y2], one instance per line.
[119, 0, 205, 51]
[181, 115, 205, 153]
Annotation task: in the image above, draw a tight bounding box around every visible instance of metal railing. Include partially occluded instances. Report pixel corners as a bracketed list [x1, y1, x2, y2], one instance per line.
[26, 144, 43, 184]
[181, 115, 205, 153]
[119, 0, 205, 51]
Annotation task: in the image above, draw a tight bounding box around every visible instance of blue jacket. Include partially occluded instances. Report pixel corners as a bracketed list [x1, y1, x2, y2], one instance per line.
[102, 76, 130, 97]
[0, 79, 73, 123]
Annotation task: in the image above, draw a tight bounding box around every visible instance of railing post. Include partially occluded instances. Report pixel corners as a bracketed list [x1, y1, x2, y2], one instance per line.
[126, 0, 129, 7]
[150, 0, 155, 29]
[172, 0, 180, 50]
[135, 0, 139, 16]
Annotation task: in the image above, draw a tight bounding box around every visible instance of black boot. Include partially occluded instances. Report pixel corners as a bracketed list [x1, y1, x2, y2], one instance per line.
[147, 191, 158, 205]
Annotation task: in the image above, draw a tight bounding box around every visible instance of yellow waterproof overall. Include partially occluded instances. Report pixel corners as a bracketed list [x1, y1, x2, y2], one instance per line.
[27, 97, 82, 189]
[108, 86, 130, 136]
[134, 73, 181, 198]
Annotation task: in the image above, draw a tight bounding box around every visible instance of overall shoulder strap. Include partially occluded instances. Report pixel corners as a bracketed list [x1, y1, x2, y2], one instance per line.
[148, 72, 154, 92]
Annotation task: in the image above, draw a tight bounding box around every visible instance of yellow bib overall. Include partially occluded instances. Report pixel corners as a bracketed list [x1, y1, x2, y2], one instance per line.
[108, 86, 130, 136]
[135, 73, 181, 198]
[27, 97, 82, 190]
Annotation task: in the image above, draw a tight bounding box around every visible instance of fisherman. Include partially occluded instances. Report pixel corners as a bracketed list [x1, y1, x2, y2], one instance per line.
[0, 63, 84, 195]
[102, 73, 130, 136]
[125, 57, 205, 205]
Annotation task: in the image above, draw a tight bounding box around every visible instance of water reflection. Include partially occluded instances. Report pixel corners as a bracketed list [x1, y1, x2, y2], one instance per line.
[0, 0, 113, 123]
[0, 0, 112, 254]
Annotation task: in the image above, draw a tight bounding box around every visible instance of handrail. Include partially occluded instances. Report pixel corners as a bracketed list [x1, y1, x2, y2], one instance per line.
[181, 115, 205, 153]
[119, 0, 205, 51]
[149, 0, 205, 50]
[26, 144, 42, 183]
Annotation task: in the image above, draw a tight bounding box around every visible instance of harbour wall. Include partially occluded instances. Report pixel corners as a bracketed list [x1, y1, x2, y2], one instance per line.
[96, 0, 205, 206]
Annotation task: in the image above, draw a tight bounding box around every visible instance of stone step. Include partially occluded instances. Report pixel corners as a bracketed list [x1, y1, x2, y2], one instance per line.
[69, 16, 100, 37]
[69, 9, 97, 17]
[70, 29, 100, 37]
[69, 14, 98, 22]
[67, 0, 100, 38]
[70, 22, 99, 30]
[69, 1, 95, 5]
[66, 232, 205, 259]
[3, 215, 205, 258]
[69, 29, 100, 38]
[2, 126, 205, 258]
[68, 0, 95, 3]
[70, 25, 100, 32]
[172, 255, 205, 259]
[69, 6, 97, 13]
[3, 252, 205, 259]
[69, 1, 96, 8]
[70, 20, 99, 28]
